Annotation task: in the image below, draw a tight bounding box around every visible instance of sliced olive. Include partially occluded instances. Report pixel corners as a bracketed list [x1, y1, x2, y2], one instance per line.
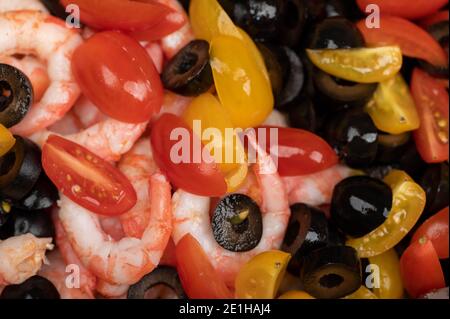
[375, 132, 412, 164]
[12, 172, 59, 211]
[0, 208, 55, 241]
[212, 194, 263, 252]
[327, 222, 346, 247]
[331, 176, 392, 238]
[287, 96, 317, 132]
[278, 0, 307, 47]
[127, 266, 186, 299]
[420, 163, 449, 218]
[256, 43, 284, 98]
[0, 199, 12, 227]
[325, 109, 378, 167]
[313, 69, 377, 103]
[300, 246, 361, 299]
[324, 0, 364, 21]
[419, 21, 449, 77]
[304, 0, 326, 23]
[0, 136, 41, 200]
[441, 258, 449, 287]
[0, 64, 33, 128]
[161, 40, 213, 96]
[40, 0, 71, 20]
[282, 204, 328, 273]
[276, 47, 305, 108]
[0, 275, 60, 299]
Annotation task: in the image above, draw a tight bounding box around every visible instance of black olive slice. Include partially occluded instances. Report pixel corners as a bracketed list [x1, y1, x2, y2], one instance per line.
[282, 204, 311, 257]
[287, 96, 317, 132]
[162, 40, 213, 97]
[308, 17, 365, 50]
[276, 47, 305, 108]
[0, 275, 60, 299]
[300, 246, 361, 299]
[331, 176, 392, 238]
[238, 0, 282, 42]
[212, 194, 263, 252]
[13, 172, 59, 211]
[419, 21, 449, 77]
[420, 162, 449, 218]
[0, 64, 33, 128]
[127, 266, 186, 299]
[278, 0, 307, 47]
[313, 69, 377, 103]
[40, 0, 71, 20]
[0, 199, 12, 227]
[0, 136, 42, 200]
[0, 209, 55, 241]
[256, 43, 284, 98]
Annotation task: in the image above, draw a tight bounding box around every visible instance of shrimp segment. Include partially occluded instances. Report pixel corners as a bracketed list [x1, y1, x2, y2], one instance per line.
[0, 234, 53, 285]
[58, 139, 172, 285]
[172, 132, 290, 286]
[0, 0, 48, 13]
[0, 11, 82, 136]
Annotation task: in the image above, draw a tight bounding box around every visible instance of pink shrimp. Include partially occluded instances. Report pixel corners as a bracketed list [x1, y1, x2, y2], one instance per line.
[57, 138, 172, 285]
[0, 11, 83, 136]
[282, 165, 354, 206]
[0, 234, 53, 285]
[154, 91, 192, 121]
[48, 110, 84, 135]
[157, 0, 195, 59]
[144, 42, 164, 74]
[96, 280, 128, 299]
[0, 0, 48, 13]
[172, 131, 291, 286]
[38, 251, 94, 299]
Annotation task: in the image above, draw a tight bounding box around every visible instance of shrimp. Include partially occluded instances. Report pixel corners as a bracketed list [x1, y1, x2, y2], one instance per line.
[0, 234, 53, 285]
[0, 55, 50, 101]
[0, 10, 83, 136]
[143, 41, 164, 74]
[172, 131, 290, 286]
[96, 280, 128, 299]
[282, 165, 354, 206]
[157, 0, 195, 58]
[48, 110, 84, 135]
[57, 139, 172, 285]
[71, 95, 108, 128]
[38, 251, 94, 299]
[0, 0, 48, 13]
[154, 91, 192, 121]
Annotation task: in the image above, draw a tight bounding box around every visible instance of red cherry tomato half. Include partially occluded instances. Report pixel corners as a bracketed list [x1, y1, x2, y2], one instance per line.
[421, 10, 449, 27]
[412, 207, 449, 259]
[150, 114, 227, 197]
[42, 135, 137, 216]
[356, 0, 449, 20]
[60, 0, 181, 32]
[72, 31, 163, 123]
[400, 237, 446, 298]
[175, 234, 233, 299]
[256, 126, 338, 176]
[411, 68, 449, 163]
[357, 16, 448, 67]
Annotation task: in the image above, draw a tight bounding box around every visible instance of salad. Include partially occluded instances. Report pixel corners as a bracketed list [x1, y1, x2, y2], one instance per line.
[0, 0, 448, 300]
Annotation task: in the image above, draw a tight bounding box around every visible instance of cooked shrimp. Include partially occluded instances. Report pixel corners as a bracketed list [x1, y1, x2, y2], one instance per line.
[53, 210, 97, 297]
[96, 280, 128, 299]
[157, 0, 195, 58]
[0, 0, 48, 13]
[57, 140, 172, 285]
[0, 55, 50, 101]
[38, 251, 94, 299]
[48, 110, 84, 135]
[144, 42, 164, 74]
[172, 131, 290, 286]
[154, 91, 192, 121]
[72, 95, 108, 128]
[0, 234, 53, 285]
[282, 165, 354, 206]
[0, 10, 82, 136]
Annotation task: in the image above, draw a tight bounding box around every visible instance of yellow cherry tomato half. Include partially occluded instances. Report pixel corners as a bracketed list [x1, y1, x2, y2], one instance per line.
[0, 124, 15, 157]
[366, 73, 420, 134]
[343, 286, 378, 299]
[210, 35, 274, 128]
[347, 170, 426, 258]
[306, 46, 403, 83]
[278, 291, 315, 299]
[368, 249, 404, 299]
[235, 250, 291, 299]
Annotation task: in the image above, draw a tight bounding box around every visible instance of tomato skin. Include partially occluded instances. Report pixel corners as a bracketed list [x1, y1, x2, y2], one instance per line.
[400, 237, 446, 298]
[412, 207, 449, 259]
[60, 0, 180, 32]
[411, 68, 449, 163]
[42, 135, 137, 216]
[72, 31, 163, 123]
[256, 126, 338, 176]
[175, 234, 232, 299]
[357, 16, 448, 67]
[356, 0, 449, 19]
[150, 114, 227, 197]
[421, 10, 449, 27]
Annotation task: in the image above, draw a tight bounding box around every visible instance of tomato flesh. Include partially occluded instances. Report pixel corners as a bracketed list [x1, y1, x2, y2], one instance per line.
[42, 135, 137, 216]
[357, 16, 448, 67]
[356, 0, 449, 19]
[72, 31, 163, 123]
[412, 207, 449, 259]
[400, 237, 446, 298]
[256, 126, 338, 176]
[411, 68, 449, 163]
[151, 114, 227, 197]
[175, 234, 232, 299]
